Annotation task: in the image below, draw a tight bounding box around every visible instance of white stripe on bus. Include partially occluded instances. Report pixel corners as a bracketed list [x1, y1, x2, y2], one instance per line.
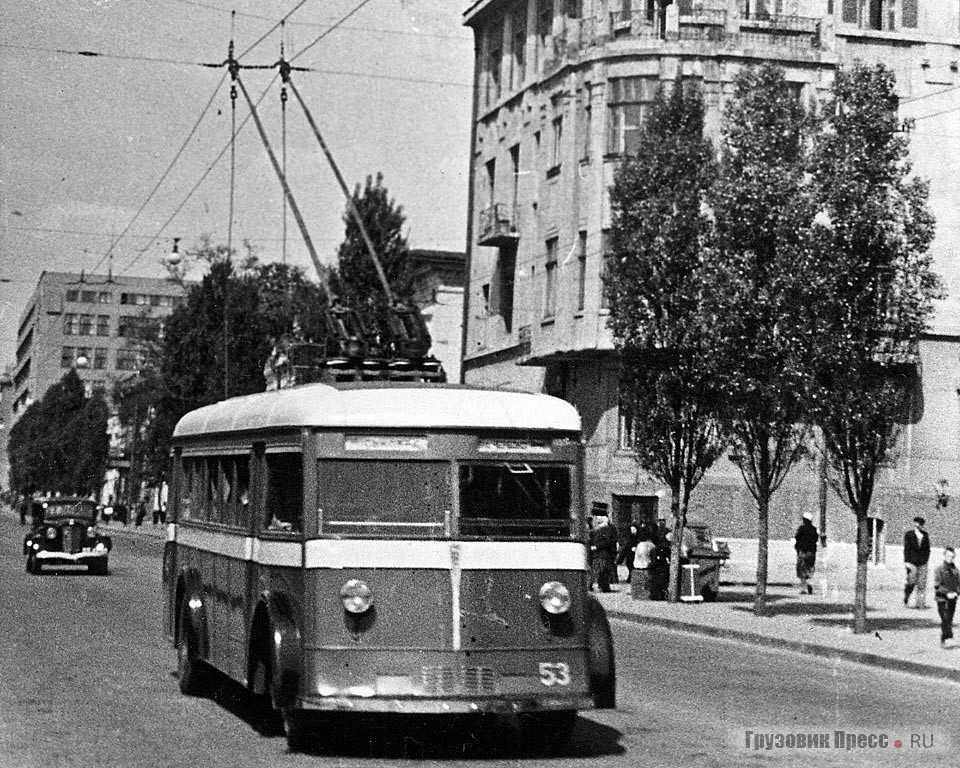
[174, 528, 587, 571]
[303, 539, 587, 570]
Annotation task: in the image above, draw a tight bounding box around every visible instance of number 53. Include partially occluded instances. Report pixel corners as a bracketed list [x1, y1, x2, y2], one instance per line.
[538, 661, 571, 686]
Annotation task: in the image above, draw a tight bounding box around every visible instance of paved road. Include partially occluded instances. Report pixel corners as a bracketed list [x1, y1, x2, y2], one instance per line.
[1, 512, 958, 767]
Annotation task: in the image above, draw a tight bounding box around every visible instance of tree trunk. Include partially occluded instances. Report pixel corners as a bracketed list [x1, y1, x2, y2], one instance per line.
[853, 511, 870, 633]
[754, 493, 770, 616]
[667, 488, 682, 603]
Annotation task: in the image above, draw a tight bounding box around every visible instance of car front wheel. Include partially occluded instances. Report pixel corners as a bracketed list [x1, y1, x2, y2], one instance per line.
[26, 554, 41, 574]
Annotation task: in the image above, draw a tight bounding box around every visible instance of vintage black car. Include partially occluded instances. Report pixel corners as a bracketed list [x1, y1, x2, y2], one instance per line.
[23, 497, 112, 575]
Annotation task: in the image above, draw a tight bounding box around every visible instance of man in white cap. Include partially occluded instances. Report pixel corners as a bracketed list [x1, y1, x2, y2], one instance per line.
[794, 512, 819, 595]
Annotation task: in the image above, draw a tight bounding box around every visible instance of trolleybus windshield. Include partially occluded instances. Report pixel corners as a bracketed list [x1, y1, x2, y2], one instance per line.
[459, 462, 572, 539]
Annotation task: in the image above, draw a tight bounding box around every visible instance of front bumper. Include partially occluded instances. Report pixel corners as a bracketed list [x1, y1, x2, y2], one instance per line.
[298, 692, 594, 714]
[34, 543, 109, 563]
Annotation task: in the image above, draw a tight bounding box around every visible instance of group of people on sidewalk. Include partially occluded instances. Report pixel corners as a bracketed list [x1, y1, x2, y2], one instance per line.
[587, 501, 671, 598]
[794, 512, 960, 648]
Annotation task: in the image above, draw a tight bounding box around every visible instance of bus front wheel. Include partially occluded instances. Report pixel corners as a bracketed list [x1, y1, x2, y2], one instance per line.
[518, 710, 577, 753]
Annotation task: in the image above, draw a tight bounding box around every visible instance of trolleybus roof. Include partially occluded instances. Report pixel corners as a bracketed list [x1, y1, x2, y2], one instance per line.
[172, 382, 581, 438]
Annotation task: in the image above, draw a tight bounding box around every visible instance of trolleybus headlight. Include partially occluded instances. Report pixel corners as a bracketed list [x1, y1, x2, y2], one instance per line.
[539, 581, 571, 615]
[45, 527, 57, 540]
[340, 579, 373, 614]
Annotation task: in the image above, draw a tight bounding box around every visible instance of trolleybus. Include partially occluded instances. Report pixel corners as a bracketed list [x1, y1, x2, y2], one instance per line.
[162, 382, 615, 751]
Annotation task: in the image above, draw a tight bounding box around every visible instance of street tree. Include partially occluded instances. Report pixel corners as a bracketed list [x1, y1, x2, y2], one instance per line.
[332, 172, 415, 347]
[805, 64, 939, 633]
[606, 81, 725, 602]
[7, 368, 108, 497]
[705, 63, 816, 615]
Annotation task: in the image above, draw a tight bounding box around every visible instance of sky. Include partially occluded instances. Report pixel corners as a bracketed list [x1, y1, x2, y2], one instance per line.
[0, 0, 475, 366]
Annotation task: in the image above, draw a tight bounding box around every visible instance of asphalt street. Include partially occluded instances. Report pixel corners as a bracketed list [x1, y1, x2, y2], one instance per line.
[1, 511, 958, 767]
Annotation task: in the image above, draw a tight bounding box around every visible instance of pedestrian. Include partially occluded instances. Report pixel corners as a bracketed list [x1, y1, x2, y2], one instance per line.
[933, 546, 959, 647]
[588, 502, 618, 593]
[617, 524, 641, 584]
[101, 495, 115, 525]
[151, 485, 162, 525]
[135, 497, 147, 527]
[904, 516, 931, 609]
[794, 511, 819, 595]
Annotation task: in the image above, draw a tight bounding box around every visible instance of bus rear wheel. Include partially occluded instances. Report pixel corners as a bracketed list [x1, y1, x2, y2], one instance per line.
[518, 710, 577, 753]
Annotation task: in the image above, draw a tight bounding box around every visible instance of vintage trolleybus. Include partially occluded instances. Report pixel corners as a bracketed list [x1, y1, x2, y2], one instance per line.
[162, 382, 615, 750]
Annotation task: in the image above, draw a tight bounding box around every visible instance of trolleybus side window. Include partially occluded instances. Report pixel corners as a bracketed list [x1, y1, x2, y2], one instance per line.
[458, 462, 573, 538]
[317, 459, 450, 538]
[265, 452, 303, 532]
[179, 456, 199, 520]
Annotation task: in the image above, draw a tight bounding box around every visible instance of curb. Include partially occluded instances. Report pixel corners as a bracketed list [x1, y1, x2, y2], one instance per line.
[607, 610, 960, 685]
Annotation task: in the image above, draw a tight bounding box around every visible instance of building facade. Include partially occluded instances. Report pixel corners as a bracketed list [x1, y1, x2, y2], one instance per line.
[409, 249, 466, 383]
[461, 0, 960, 548]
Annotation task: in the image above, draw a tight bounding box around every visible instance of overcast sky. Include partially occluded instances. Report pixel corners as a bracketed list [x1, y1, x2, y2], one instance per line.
[0, 0, 474, 365]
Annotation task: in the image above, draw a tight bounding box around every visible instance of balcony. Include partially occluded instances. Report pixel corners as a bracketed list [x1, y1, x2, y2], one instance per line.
[478, 203, 520, 247]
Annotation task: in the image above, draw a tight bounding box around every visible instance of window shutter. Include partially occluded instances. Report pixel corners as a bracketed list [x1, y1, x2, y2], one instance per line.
[902, 0, 918, 27]
[841, 0, 858, 23]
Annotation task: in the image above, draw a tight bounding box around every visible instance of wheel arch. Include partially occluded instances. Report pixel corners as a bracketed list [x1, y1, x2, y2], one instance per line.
[247, 590, 302, 709]
[175, 568, 209, 660]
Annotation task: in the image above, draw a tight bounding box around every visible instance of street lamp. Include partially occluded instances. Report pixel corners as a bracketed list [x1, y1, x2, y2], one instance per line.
[165, 237, 182, 267]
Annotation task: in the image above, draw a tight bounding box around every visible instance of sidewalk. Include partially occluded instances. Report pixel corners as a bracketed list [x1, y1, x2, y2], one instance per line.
[596, 548, 960, 684]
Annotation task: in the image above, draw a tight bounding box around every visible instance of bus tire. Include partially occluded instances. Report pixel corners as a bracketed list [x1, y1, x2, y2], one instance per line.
[518, 710, 577, 753]
[177, 603, 209, 696]
[283, 709, 311, 752]
[586, 596, 616, 709]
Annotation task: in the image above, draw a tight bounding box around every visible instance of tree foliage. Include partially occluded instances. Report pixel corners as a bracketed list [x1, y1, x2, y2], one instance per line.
[704, 63, 816, 615]
[606, 81, 725, 602]
[805, 64, 939, 633]
[7, 368, 109, 497]
[332, 172, 414, 343]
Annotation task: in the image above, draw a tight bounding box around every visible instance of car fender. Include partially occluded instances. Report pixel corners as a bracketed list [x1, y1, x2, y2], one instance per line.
[251, 591, 302, 709]
[176, 569, 209, 660]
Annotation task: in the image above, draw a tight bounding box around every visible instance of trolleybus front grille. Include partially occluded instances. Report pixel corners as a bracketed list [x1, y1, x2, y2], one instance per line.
[420, 665, 496, 696]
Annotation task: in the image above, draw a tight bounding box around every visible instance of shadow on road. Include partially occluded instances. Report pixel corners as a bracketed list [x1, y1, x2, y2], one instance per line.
[197, 669, 625, 759]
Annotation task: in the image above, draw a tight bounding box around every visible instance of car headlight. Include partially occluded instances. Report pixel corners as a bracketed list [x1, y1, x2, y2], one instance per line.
[86, 526, 97, 537]
[340, 579, 373, 614]
[45, 527, 57, 540]
[539, 581, 572, 615]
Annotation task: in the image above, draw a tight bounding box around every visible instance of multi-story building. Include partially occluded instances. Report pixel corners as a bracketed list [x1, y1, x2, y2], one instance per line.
[409, 249, 466, 383]
[9, 272, 186, 415]
[4, 272, 187, 497]
[461, 0, 960, 549]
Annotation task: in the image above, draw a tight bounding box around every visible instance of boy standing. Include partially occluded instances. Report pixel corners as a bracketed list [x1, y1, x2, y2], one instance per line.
[933, 547, 959, 647]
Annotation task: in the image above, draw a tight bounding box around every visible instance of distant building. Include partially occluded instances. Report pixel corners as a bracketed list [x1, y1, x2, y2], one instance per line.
[461, 0, 960, 548]
[409, 249, 466, 383]
[4, 271, 187, 495]
[0, 368, 12, 494]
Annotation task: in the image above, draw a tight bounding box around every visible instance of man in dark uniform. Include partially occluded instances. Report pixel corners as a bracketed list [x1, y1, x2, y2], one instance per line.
[904, 516, 931, 609]
[794, 512, 819, 595]
[589, 501, 619, 593]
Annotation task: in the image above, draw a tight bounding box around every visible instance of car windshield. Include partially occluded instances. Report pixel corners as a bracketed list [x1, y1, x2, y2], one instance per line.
[37, 499, 98, 521]
[458, 462, 573, 538]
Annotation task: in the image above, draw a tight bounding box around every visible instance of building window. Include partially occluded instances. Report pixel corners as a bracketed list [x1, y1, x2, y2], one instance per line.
[618, 386, 636, 450]
[119, 315, 162, 340]
[63, 314, 78, 336]
[536, 0, 552, 69]
[96, 315, 110, 336]
[482, 283, 491, 316]
[93, 347, 107, 370]
[81, 290, 97, 303]
[78, 314, 94, 335]
[607, 77, 656, 156]
[497, 247, 516, 333]
[579, 89, 592, 162]
[512, 4, 526, 90]
[841, 0, 916, 28]
[66, 290, 79, 302]
[98, 291, 113, 303]
[551, 112, 564, 171]
[577, 230, 587, 312]
[61, 347, 75, 368]
[543, 238, 558, 320]
[600, 230, 614, 310]
[116, 348, 140, 371]
[487, 22, 503, 106]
